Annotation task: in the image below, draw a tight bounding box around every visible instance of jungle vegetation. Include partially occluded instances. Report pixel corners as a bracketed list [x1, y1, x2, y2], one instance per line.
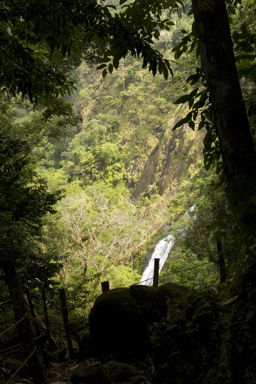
[0, 0, 256, 383]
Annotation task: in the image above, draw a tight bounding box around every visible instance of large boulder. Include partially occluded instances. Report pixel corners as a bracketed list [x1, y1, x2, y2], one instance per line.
[89, 288, 145, 359]
[128, 285, 157, 311]
[88, 283, 194, 360]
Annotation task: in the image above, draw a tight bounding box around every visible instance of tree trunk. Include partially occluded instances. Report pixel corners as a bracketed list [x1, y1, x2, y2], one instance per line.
[41, 284, 51, 344]
[59, 288, 74, 358]
[191, 0, 256, 229]
[216, 239, 226, 283]
[1, 256, 46, 384]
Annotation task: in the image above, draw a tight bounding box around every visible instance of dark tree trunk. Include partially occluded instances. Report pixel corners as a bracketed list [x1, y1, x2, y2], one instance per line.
[24, 287, 41, 336]
[191, 0, 256, 229]
[1, 256, 45, 384]
[216, 239, 226, 283]
[59, 288, 74, 358]
[41, 284, 51, 344]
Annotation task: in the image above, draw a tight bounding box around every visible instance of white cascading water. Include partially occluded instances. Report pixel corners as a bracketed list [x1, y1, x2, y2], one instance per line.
[140, 234, 175, 286]
[139, 206, 195, 286]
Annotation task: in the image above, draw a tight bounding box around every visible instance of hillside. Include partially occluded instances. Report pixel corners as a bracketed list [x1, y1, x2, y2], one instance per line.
[5, 19, 207, 314]
[1, 1, 256, 383]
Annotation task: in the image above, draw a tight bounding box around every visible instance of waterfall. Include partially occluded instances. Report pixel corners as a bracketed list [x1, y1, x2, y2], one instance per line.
[139, 206, 195, 286]
[140, 235, 174, 286]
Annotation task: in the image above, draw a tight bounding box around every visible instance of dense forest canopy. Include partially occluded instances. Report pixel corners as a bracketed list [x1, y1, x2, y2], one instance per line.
[0, 0, 256, 383]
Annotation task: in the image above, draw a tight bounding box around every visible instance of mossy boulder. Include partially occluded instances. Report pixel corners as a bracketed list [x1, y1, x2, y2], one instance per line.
[88, 283, 196, 361]
[89, 288, 145, 359]
[128, 284, 158, 322]
[87, 277, 256, 384]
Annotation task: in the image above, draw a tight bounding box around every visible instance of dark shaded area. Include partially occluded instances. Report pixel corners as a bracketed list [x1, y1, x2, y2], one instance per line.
[76, 274, 256, 384]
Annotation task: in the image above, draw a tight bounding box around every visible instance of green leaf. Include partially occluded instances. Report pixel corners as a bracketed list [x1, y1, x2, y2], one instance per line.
[189, 120, 195, 130]
[162, 63, 169, 80]
[102, 69, 108, 78]
[154, 30, 160, 39]
[113, 57, 119, 70]
[174, 88, 198, 105]
[199, 121, 205, 130]
[158, 61, 163, 74]
[142, 58, 148, 68]
[174, 94, 191, 104]
[173, 116, 190, 130]
[188, 97, 194, 109]
[97, 64, 107, 70]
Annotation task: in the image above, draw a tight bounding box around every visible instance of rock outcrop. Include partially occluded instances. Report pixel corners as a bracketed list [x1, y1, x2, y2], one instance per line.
[77, 274, 256, 384]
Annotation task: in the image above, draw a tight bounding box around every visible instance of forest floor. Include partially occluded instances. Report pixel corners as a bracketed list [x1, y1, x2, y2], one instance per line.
[45, 360, 79, 384]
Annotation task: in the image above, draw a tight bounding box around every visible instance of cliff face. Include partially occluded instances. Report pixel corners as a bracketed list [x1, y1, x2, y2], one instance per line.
[131, 123, 203, 201]
[70, 59, 204, 204]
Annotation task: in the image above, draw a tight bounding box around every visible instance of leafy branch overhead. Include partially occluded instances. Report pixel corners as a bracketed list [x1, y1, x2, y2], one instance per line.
[97, 0, 184, 77]
[172, 69, 222, 173]
[0, 0, 184, 102]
